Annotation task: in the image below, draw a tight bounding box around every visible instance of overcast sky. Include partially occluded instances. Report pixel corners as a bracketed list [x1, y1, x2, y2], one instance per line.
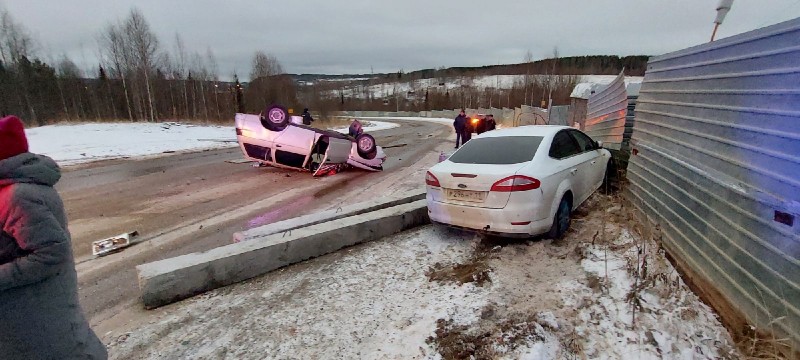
[1, 0, 799, 80]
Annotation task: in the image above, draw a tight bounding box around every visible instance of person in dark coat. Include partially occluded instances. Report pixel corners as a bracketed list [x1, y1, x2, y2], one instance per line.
[301, 108, 314, 125]
[486, 114, 497, 131]
[475, 116, 487, 135]
[453, 109, 468, 148]
[0, 116, 107, 360]
[348, 118, 363, 138]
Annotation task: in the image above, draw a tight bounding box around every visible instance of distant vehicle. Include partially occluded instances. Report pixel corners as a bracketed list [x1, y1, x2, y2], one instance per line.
[468, 114, 486, 134]
[425, 126, 611, 238]
[235, 105, 386, 176]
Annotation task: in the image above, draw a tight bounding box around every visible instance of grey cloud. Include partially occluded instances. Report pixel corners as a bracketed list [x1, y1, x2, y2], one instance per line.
[1, 0, 798, 80]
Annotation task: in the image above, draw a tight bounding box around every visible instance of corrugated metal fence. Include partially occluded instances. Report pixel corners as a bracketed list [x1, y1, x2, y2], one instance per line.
[585, 71, 628, 149]
[627, 17, 800, 349]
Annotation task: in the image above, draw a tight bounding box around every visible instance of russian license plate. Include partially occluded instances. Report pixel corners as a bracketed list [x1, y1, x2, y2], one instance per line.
[447, 189, 486, 203]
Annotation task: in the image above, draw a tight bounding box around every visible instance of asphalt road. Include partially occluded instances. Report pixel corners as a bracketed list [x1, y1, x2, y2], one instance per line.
[57, 120, 451, 329]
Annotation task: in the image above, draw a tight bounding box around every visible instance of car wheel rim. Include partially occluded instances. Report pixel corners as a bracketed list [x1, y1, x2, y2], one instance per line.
[358, 137, 373, 151]
[268, 109, 285, 123]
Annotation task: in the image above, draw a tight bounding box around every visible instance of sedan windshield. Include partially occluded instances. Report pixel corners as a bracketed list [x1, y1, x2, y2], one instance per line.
[449, 136, 544, 165]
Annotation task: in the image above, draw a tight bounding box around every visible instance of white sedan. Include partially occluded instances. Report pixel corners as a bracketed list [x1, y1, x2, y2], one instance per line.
[425, 126, 611, 238]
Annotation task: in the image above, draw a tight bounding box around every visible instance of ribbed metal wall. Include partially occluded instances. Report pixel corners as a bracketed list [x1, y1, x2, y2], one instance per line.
[627, 17, 800, 349]
[585, 71, 628, 149]
[623, 96, 638, 150]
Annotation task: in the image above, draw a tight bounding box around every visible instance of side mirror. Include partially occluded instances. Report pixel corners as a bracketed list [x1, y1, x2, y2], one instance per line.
[596, 140, 604, 149]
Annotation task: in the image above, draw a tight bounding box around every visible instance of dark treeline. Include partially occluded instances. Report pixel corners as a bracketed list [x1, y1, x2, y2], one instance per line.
[1, 4, 647, 125]
[0, 7, 293, 126]
[290, 55, 648, 84]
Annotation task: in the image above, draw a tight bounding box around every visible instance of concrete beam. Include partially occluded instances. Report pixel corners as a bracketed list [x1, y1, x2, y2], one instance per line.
[137, 199, 429, 309]
[233, 188, 426, 243]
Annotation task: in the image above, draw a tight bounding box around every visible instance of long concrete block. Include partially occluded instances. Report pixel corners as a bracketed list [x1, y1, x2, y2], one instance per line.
[137, 199, 430, 309]
[233, 188, 426, 243]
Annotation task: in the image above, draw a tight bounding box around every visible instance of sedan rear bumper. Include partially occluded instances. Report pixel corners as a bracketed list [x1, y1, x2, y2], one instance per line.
[426, 195, 551, 236]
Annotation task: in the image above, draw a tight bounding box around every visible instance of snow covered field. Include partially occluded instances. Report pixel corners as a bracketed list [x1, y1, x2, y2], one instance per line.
[331, 120, 400, 133]
[105, 194, 739, 359]
[25, 122, 236, 166]
[24, 120, 401, 166]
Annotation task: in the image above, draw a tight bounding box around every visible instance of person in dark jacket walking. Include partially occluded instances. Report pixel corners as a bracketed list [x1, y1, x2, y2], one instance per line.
[0, 116, 107, 359]
[486, 114, 497, 131]
[301, 108, 314, 125]
[453, 109, 468, 148]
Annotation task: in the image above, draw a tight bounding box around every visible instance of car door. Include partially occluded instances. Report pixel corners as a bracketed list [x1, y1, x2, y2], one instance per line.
[548, 130, 590, 206]
[569, 130, 606, 193]
[272, 125, 317, 168]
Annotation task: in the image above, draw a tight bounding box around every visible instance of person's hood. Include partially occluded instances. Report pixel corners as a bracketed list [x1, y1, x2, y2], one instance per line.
[0, 153, 61, 188]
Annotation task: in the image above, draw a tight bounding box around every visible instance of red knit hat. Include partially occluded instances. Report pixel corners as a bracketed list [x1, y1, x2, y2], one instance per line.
[0, 116, 29, 161]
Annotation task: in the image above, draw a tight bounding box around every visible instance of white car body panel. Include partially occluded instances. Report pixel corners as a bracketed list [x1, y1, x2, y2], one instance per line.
[426, 125, 611, 237]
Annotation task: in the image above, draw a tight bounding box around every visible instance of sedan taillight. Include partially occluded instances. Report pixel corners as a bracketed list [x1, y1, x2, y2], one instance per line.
[490, 175, 540, 192]
[426, 171, 441, 187]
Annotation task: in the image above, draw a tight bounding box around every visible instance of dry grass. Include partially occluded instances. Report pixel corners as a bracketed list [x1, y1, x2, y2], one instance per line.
[601, 185, 797, 360]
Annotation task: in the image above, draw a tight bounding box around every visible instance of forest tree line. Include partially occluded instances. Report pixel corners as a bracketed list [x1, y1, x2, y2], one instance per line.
[1, 5, 645, 126]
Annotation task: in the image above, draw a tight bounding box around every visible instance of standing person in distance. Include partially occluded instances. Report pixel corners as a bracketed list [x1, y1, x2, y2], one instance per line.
[301, 108, 314, 125]
[453, 109, 468, 149]
[0, 115, 107, 360]
[486, 114, 497, 131]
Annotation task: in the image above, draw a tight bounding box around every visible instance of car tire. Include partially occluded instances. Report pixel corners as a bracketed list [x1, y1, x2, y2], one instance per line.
[260, 104, 290, 131]
[356, 133, 377, 159]
[601, 159, 615, 194]
[547, 195, 572, 239]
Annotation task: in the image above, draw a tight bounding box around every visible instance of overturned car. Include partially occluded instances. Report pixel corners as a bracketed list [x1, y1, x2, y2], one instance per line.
[235, 105, 386, 176]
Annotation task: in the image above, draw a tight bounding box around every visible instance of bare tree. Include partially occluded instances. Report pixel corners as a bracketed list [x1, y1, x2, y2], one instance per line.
[174, 33, 190, 118]
[248, 51, 286, 109]
[0, 8, 34, 64]
[192, 52, 209, 121]
[523, 50, 533, 106]
[249, 50, 283, 80]
[206, 47, 221, 119]
[125, 8, 159, 122]
[0, 8, 42, 123]
[99, 23, 134, 121]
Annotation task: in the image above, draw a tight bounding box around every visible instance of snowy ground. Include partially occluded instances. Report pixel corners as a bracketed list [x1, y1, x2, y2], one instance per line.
[26, 122, 236, 166]
[105, 193, 739, 359]
[331, 120, 400, 133]
[25, 120, 401, 166]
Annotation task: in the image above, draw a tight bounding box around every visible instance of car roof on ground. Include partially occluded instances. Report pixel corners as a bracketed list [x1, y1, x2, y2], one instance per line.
[478, 125, 572, 138]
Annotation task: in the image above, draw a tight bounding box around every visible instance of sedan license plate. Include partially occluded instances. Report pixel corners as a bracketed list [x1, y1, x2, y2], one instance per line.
[447, 189, 486, 203]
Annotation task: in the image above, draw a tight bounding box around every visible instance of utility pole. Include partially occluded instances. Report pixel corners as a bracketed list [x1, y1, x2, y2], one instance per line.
[711, 0, 734, 41]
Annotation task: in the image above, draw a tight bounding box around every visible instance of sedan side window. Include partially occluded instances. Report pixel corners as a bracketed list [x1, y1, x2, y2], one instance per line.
[569, 130, 596, 152]
[549, 131, 581, 159]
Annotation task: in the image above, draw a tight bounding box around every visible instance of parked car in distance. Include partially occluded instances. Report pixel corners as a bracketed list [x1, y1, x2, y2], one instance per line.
[426, 125, 611, 238]
[235, 105, 386, 176]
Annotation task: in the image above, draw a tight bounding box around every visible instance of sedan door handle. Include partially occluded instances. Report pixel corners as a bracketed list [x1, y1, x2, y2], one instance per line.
[570, 168, 578, 175]
[591, 160, 597, 165]
[275, 144, 282, 148]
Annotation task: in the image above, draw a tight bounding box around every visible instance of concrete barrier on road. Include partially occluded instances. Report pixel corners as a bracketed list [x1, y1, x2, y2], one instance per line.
[233, 189, 426, 243]
[137, 199, 430, 309]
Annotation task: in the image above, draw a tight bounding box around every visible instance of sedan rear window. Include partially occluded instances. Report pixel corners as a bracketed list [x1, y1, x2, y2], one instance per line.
[449, 136, 544, 164]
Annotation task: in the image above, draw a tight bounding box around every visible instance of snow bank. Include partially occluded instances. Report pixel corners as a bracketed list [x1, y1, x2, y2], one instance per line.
[331, 120, 400, 133]
[357, 116, 454, 126]
[559, 229, 738, 359]
[25, 122, 235, 166]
